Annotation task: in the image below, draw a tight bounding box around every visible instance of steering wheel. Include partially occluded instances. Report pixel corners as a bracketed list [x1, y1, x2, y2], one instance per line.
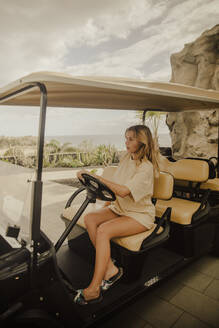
[79, 173, 116, 202]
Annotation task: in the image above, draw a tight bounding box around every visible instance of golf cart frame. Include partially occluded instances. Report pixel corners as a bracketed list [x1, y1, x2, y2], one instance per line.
[0, 72, 219, 327]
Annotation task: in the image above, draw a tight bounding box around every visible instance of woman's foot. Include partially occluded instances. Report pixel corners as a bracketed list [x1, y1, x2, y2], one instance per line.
[74, 287, 102, 305]
[83, 287, 100, 301]
[101, 267, 123, 291]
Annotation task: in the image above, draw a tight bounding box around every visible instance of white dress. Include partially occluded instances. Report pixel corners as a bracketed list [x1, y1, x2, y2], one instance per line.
[108, 153, 155, 229]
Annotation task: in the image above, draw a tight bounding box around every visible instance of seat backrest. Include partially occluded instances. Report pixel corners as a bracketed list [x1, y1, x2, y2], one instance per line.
[153, 171, 173, 200]
[159, 155, 209, 183]
[186, 157, 216, 179]
[102, 166, 173, 200]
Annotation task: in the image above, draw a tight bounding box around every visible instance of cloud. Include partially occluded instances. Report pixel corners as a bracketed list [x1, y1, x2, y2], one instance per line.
[0, 0, 218, 87]
[0, 0, 218, 137]
[65, 0, 219, 81]
[0, 0, 162, 85]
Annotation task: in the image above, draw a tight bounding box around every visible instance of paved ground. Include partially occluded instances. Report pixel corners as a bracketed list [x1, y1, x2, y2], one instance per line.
[41, 169, 219, 328]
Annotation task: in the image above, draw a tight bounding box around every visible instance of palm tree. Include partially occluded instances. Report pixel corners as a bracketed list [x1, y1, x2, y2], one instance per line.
[45, 139, 62, 153]
[137, 110, 166, 150]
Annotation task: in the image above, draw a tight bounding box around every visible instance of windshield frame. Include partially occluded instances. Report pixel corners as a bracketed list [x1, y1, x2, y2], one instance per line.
[0, 82, 47, 265]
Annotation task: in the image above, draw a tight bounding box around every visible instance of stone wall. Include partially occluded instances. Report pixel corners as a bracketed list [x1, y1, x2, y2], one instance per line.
[167, 24, 219, 159]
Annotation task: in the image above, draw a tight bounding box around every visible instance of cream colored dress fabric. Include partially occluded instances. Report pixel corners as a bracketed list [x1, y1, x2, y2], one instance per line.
[108, 153, 155, 229]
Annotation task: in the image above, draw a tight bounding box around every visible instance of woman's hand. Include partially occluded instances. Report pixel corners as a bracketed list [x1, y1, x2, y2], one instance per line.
[77, 169, 129, 198]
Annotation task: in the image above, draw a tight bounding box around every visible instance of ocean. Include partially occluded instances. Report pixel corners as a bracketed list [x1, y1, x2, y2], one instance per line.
[46, 133, 171, 150]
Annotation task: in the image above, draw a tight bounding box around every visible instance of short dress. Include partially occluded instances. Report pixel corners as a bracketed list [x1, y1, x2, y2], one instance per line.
[108, 152, 155, 229]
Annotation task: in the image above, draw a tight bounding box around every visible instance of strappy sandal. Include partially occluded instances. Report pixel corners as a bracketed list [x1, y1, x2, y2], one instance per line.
[101, 267, 123, 291]
[73, 289, 103, 305]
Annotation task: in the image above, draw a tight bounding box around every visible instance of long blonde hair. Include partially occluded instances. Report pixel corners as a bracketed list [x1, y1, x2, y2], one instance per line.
[126, 125, 159, 175]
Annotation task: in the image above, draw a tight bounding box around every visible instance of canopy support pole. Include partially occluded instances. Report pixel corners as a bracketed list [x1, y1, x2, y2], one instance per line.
[30, 83, 47, 274]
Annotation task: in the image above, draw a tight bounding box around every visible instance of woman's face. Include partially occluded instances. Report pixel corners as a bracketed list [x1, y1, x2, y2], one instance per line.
[125, 130, 140, 155]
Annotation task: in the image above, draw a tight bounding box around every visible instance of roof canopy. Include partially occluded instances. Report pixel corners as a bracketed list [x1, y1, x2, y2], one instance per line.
[0, 71, 219, 112]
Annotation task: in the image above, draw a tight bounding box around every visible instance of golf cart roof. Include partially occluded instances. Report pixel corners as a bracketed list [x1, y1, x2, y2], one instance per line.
[0, 71, 219, 111]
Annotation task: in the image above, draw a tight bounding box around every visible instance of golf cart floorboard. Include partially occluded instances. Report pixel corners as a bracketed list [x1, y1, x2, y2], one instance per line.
[57, 243, 184, 322]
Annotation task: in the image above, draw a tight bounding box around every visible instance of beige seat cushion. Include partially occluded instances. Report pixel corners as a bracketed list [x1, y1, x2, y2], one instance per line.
[200, 178, 219, 191]
[61, 203, 163, 251]
[158, 155, 209, 182]
[153, 171, 173, 200]
[112, 226, 163, 252]
[174, 179, 190, 188]
[155, 198, 201, 225]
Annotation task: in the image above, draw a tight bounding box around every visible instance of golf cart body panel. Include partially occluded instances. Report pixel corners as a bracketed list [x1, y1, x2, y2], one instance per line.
[0, 71, 219, 326]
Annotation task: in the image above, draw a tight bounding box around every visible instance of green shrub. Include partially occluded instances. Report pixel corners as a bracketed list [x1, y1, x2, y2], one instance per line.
[54, 158, 83, 168]
[1, 137, 119, 169]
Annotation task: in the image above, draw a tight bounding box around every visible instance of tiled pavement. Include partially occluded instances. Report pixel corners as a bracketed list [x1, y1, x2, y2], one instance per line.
[41, 169, 219, 328]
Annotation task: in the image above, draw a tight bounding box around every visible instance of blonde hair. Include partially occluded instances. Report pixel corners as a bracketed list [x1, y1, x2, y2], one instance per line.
[125, 125, 160, 175]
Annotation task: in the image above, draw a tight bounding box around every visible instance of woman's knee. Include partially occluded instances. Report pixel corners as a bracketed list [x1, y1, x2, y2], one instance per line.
[96, 224, 111, 240]
[84, 212, 97, 228]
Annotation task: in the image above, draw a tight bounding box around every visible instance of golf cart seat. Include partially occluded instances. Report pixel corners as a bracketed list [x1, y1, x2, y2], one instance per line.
[159, 155, 218, 194]
[201, 177, 219, 256]
[198, 159, 219, 256]
[200, 178, 219, 191]
[157, 157, 214, 257]
[61, 166, 174, 252]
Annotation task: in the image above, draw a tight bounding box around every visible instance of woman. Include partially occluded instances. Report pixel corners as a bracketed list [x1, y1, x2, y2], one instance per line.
[74, 125, 159, 305]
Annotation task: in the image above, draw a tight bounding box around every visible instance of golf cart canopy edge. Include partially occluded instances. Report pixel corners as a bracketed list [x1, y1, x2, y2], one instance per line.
[0, 71, 219, 111]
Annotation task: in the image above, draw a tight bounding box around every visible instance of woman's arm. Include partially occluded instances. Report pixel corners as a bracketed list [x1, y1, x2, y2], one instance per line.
[77, 169, 130, 198]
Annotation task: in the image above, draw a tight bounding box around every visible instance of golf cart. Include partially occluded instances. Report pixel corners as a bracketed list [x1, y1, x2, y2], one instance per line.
[0, 72, 219, 327]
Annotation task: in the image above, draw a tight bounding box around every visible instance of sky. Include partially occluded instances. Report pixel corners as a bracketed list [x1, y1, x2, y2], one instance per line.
[0, 0, 218, 137]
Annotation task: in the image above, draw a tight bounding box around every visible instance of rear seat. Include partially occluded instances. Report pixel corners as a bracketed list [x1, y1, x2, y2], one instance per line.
[162, 156, 218, 194]
[197, 160, 219, 256]
[157, 156, 210, 225]
[157, 155, 214, 257]
[200, 179, 219, 191]
[61, 166, 174, 252]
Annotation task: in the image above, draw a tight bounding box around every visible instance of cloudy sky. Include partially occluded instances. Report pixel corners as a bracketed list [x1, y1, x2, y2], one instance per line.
[0, 0, 218, 138]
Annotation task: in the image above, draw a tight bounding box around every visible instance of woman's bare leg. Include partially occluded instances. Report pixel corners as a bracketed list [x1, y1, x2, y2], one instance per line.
[84, 207, 118, 279]
[83, 216, 147, 300]
[83, 207, 117, 247]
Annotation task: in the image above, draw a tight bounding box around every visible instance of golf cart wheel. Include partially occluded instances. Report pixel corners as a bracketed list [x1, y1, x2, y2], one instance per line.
[8, 308, 63, 328]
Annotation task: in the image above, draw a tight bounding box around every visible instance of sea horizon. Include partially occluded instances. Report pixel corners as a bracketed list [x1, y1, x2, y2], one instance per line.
[45, 133, 171, 150]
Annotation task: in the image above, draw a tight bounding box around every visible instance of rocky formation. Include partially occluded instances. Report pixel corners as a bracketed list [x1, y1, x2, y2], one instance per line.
[166, 24, 219, 159]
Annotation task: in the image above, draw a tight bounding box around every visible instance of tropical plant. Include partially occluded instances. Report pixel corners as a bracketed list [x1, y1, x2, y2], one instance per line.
[54, 157, 84, 168]
[92, 144, 118, 166]
[137, 110, 166, 150]
[1, 136, 120, 168]
[78, 139, 95, 152]
[3, 147, 25, 166]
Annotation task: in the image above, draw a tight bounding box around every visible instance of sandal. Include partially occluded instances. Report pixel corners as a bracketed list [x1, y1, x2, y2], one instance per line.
[101, 267, 123, 291]
[73, 289, 103, 306]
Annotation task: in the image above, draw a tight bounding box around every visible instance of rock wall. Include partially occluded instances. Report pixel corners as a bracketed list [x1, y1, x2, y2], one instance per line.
[167, 24, 219, 159]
